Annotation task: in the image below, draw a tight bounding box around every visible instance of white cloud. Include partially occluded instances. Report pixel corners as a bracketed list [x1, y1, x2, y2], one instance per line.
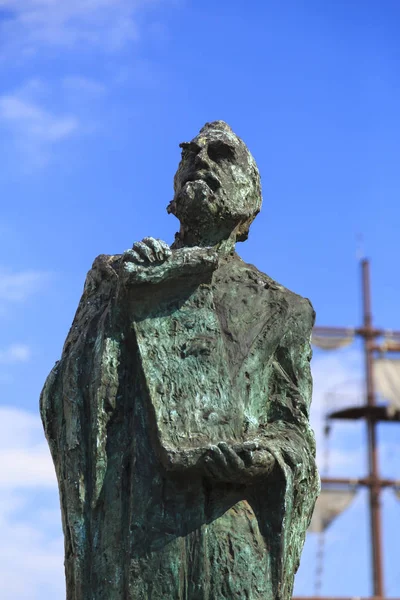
[0, 76, 109, 166]
[0, 407, 56, 489]
[0, 343, 31, 364]
[0, 1, 177, 166]
[0, 490, 64, 600]
[0, 92, 78, 167]
[0, 94, 78, 143]
[0, 407, 42, 450]
[0, 267, 50, 305]
[0, 0, 157, 57]
[62, 75, 106, 96]
[0, 407, 64, 598]
[0, 445, 56, 488]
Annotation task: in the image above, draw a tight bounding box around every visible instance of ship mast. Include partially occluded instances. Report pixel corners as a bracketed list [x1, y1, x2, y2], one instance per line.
[293, 258, 400, 600]
[362, 258, 384, 597]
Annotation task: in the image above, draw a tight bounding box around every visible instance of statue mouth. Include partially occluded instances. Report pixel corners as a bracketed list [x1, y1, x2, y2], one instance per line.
[184, 171, 221, 193]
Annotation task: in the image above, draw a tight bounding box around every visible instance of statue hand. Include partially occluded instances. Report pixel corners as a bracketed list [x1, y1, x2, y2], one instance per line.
[122, 237, 172, 266]
[119, 241, 218, 285]
[203, 441, 275, 484]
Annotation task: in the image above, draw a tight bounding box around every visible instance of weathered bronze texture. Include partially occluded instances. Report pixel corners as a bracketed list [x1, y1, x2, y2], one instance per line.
[41, 121, 319, 599]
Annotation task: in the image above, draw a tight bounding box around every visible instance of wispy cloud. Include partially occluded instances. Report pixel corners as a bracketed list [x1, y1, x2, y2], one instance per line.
[0, 407, 56, 489]
[0, 344, 31, 364]
[0, 2, 176, 167]
[0, 0, 154, 58]
[0, 95, 78, 142]
[0, 407, 63, 598]
[0, 445, 56, 488]
[0, 408, 44, 453]
[0, 94, 78, 165]
[0, 74, 112, 166]
[0, 267, 50, 305]
[62, 75, 106, 96]
[0, 490, 64, 600]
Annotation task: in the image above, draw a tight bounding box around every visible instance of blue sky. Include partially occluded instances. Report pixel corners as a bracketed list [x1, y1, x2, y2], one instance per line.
[1, 1, 400, 598]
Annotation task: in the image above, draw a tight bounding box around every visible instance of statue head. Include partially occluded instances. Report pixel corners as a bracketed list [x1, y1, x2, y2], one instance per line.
[167, 121, 262, 247]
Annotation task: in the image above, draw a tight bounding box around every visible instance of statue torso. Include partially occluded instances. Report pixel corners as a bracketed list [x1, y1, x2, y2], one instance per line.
[130, 253, 290, 453]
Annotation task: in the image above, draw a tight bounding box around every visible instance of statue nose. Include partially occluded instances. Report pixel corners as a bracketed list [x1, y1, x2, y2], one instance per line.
[194, 148, 211, 170]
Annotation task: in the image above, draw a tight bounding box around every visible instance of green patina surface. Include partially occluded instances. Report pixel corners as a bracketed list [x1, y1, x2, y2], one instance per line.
[40, 121, 319, 599]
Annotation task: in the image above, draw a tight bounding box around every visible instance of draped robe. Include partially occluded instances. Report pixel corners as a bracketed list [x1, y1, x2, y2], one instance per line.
[40, 248, 320, 600]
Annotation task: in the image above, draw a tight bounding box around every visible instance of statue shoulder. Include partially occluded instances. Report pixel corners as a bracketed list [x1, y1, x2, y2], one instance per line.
[83, 253, 121, 296]
[227, 255, 315, 329]
[264, 275, 315, 334]
[61, 254, 121, 356]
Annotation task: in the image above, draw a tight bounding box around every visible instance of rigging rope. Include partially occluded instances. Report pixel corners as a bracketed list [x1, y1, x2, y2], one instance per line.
[314, 406, 332, 597]
[386, 487, 400, 596]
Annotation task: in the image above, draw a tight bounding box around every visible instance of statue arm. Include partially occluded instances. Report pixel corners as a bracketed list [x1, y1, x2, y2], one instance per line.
[245, 299, 320, 599]
[266, 297, 316, 436]
[118, 238, 218, 286]
[161, 299, 318, 492]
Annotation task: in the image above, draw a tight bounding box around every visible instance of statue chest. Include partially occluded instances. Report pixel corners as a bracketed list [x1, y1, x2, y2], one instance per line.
[131, 277, 284, 450]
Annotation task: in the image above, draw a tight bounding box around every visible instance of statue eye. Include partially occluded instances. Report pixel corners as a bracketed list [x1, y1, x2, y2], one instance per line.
[179, 142, 200, 158]
[207, 141, 235, 163]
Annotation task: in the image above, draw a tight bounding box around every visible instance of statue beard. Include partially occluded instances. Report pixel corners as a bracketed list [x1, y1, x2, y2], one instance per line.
[169, 180, 220, 227]
[168, 180, 241, 247]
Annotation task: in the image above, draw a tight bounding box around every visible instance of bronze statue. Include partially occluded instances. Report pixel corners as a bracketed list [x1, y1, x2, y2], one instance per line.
[41, 120, 319, 599]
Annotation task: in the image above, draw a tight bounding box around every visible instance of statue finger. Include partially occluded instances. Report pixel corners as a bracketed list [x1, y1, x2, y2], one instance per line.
[240, 442, 261, 467]
[122, 249, 144, 264]
[142, 237, 163, 261]
[217, 442, 244, 471]
[203, 456, 223, 480]
[242, 441, 260, 452]
[208, 445, 232, 479]
[158, 239, 172, 259]
[142, 237, 172, 262]
[208, 445, 229, 471]
[133, 241, 155, 262]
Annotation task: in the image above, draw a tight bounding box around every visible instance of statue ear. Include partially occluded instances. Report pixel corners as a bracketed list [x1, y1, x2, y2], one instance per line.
[235, 216, 255, 243]
[167, 199, 176, 215]
[236, 230, 249, 242]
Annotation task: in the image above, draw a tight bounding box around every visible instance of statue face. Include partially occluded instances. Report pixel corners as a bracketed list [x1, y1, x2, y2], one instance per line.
[168, 121, 262, 243]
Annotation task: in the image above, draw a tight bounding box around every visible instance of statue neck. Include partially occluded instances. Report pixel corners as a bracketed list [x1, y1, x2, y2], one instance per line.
[171, 227, 237, 255]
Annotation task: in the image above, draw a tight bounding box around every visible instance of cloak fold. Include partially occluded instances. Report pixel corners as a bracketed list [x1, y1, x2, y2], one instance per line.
[40, 252, 319, 600]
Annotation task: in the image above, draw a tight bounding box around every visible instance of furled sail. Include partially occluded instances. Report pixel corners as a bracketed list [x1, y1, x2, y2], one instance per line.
[393, 487, 400, 505]
[308, 488, 357, 533]
[312, 330, 355, 351]
[373, 358, 400, 414]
